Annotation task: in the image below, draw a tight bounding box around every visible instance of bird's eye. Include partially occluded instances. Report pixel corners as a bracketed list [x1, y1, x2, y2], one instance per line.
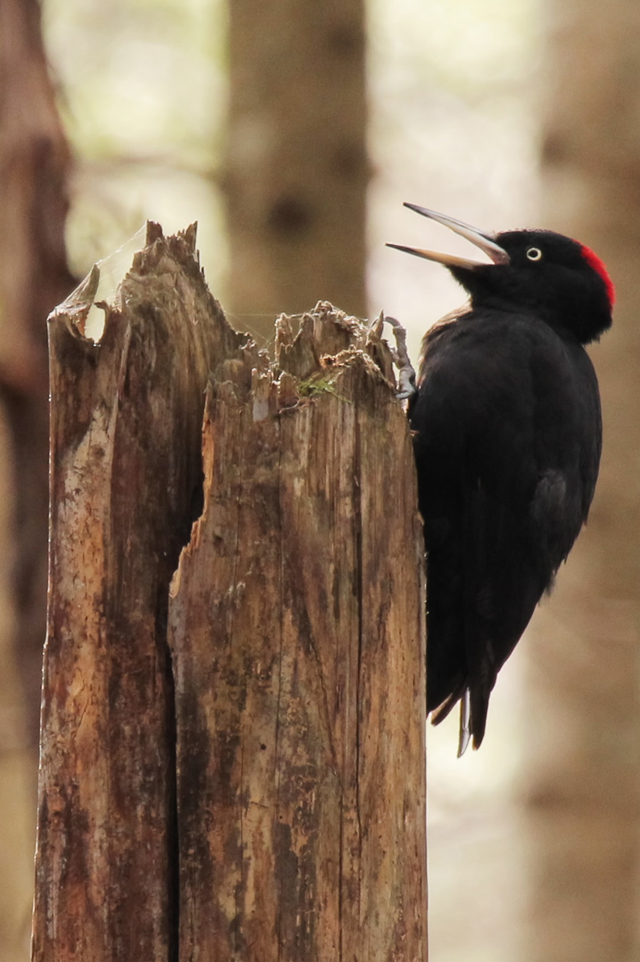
[526, 247, 543, 261]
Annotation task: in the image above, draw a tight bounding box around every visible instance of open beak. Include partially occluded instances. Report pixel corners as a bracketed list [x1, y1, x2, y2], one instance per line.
[387, 203, 510, 269]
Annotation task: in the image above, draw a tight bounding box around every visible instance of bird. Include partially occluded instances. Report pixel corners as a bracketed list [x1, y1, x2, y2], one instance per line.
[388, 203, 613, 754]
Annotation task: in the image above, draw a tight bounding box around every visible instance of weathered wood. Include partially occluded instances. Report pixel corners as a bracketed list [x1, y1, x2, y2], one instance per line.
[170, 304, 427, 959]
[34, 225, 427, 960]
[33, 223, 245, 962]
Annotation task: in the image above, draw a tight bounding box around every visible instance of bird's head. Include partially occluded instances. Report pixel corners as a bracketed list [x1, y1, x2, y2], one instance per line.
[388, 204, 614, 344]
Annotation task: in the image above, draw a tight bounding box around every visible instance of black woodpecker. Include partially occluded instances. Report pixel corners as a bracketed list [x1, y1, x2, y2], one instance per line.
[388, 204, 613, 754]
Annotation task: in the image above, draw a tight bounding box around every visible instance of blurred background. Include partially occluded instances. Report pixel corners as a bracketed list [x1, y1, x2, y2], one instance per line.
[1, 0, 639, 959]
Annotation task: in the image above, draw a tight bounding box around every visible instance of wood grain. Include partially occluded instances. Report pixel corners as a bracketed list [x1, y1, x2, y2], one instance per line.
[34, 234, 427, 960]
[33, 224, 245, 961]
[170, 304, 427, 960]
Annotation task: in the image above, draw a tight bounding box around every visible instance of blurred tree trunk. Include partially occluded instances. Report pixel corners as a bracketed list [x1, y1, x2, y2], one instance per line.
[0, 0, 74, 957]
[524, 2, 640, 960]
[0, 0, 74, 746]
[222, 0, 368, 340]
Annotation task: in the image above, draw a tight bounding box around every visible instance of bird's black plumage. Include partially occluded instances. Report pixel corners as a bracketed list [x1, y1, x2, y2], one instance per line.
[389, 206, 613, 752]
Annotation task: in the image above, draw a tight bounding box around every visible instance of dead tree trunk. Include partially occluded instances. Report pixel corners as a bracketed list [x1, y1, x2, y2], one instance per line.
[32, 224, 427, 961]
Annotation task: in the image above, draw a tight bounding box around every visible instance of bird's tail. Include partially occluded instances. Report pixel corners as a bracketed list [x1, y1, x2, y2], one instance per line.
[430, 685, 487, 755]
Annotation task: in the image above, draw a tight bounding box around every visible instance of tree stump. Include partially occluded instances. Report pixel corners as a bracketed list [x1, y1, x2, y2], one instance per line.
[32, 223, 427, 961]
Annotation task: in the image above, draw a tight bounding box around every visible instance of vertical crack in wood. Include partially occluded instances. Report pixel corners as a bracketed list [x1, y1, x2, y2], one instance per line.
[168, 671, 180, 962]
[353, 396, 365, 936]
[274, 412, 285, 962]
[226, 386, 246, 953]
[238, 721, 245, 955]
[227, 388, 244, 660]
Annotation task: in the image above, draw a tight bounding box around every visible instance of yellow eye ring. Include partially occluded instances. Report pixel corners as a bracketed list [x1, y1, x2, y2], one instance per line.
[526, 247, 543, 261]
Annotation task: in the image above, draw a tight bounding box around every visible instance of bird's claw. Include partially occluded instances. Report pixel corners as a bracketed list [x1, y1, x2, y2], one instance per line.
[369, 311, 417, 400]
[396, 373, 417, 401]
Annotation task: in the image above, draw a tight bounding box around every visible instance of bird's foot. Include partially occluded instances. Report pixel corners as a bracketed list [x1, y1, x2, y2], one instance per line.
[368, 311, 417, 400]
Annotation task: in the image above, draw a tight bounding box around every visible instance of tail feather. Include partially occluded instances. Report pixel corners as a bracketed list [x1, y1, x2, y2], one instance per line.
[430, 680, 465, 727]
[430, 684, 489, 754]
[469, 684, 490, 750]
[457, 690, 471, 756]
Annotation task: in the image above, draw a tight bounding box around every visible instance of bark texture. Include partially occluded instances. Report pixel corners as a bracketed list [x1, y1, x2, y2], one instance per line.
[33, 224, 245, 961]
[170, 307, 427, 960]
[34, 226, 427, 960]
[524, 2, 640, 960]
[223, 0, 368, 337]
